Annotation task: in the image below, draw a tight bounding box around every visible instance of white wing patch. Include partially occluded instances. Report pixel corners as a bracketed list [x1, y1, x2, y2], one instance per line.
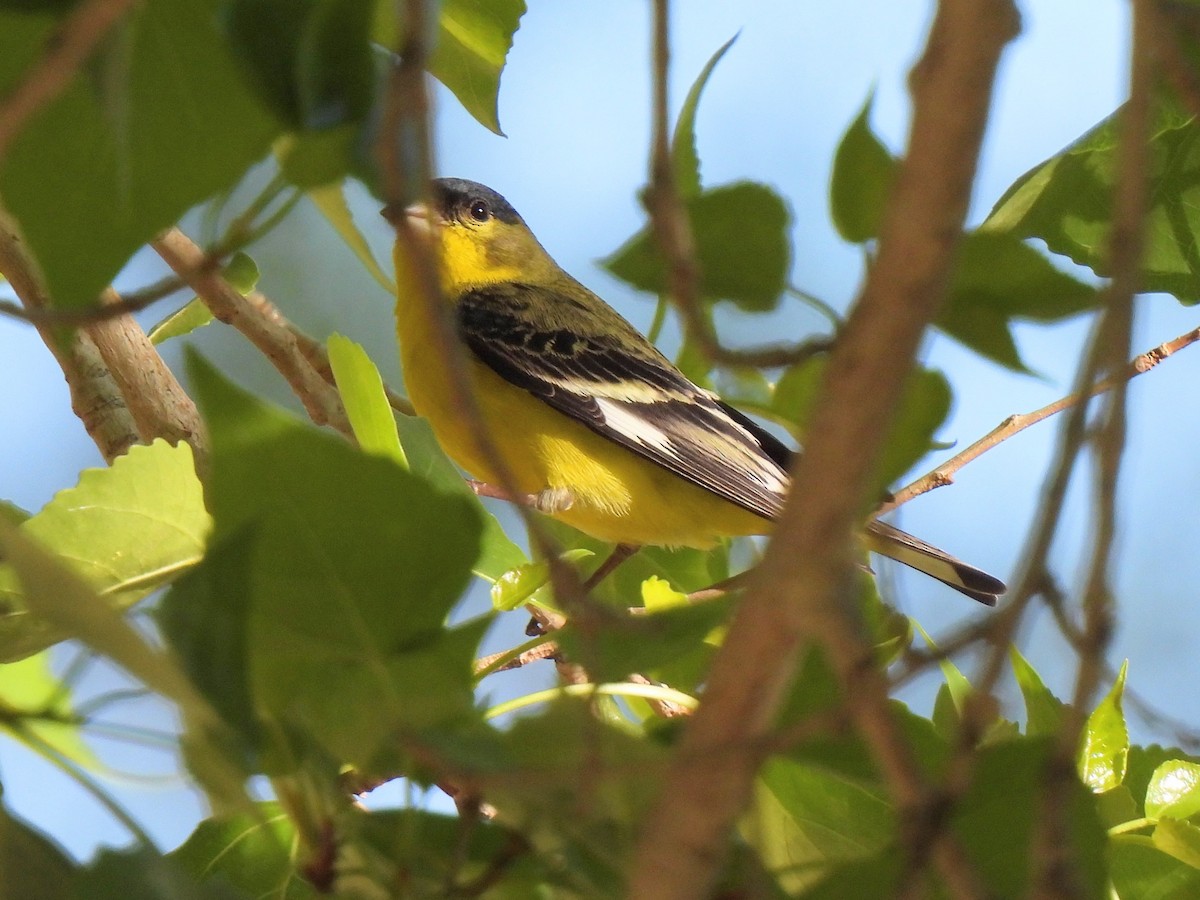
[594, 397, 676, 453]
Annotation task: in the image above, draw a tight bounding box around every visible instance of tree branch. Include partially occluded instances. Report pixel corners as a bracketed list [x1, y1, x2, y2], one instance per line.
[884, 322, 1200, 512]
[86, 287, 208, 470]
[628, 1, 1019, 897]
[0, 215, 138, 462]
[151, 228, 352, 436]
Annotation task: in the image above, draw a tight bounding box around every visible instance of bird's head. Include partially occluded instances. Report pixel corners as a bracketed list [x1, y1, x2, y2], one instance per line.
[383, 178, 558, 293]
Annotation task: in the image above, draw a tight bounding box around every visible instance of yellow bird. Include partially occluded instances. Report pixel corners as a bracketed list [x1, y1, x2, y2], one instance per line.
[384, 178, 1004, 606]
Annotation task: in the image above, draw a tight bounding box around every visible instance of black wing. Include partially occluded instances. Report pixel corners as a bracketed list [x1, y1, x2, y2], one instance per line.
[457, 282, 791, 521]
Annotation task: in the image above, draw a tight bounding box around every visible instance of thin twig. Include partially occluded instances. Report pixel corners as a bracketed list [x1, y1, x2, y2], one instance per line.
[1033, 1, 1150, 894]
[884, 323, 1200, 512]
[628, 2, 1019, 897]
[0, 0, 138, 164]
[152, 228, 352, 436]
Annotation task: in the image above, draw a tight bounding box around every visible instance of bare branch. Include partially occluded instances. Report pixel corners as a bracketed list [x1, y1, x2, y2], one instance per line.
[628, 2, 1019, 897]
[86, 287, 208, 470]
[152, 228, 352, 436]
[884, 323, 1200, 511]
[0, 214, 137, 462]
[0, 0, 137, 164]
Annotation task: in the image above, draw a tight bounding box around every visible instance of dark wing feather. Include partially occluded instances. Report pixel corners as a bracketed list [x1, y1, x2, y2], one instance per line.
[457, 282, 790, 520]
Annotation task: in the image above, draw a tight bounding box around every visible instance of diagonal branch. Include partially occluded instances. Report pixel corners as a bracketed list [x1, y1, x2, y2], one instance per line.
[628, 1, 1020, 897]
[152, 228, 352, 436]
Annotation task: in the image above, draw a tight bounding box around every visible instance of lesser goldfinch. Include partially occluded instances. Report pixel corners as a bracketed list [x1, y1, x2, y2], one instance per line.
[384, 178, 1004, 606]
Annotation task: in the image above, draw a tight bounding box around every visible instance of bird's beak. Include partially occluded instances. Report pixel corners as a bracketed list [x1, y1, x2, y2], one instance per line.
[381, 201, 437, 237]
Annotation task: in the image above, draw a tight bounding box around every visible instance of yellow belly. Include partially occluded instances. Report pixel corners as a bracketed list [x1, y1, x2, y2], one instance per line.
[400, 339, 770, 548]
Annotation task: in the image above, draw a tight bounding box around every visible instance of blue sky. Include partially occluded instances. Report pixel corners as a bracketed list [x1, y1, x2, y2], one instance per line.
[8, 0, 1197, 862]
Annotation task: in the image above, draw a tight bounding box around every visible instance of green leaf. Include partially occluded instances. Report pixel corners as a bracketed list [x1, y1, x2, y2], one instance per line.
[0, 804, 75, 900]
[171, 803, 313, 899]
[830, 93, 897, 243]
[1147, 761, 1200, 821]
[754, 756, 893, 893]
[986, 94, 1200, 305]
[158, 533, 262, 766]
[149, 253, 258, 346]
[327, 333, 406, 466]
[428, 0, 526, 136]
[73, 846, 244, 899]
[306, 182, 395, 292]
[0, 651, 98, 770]
[1156, 818, 1200, 870]
[952, 738, 1107, 898]
[488, 549, 591, 612]
[1128, 745, 1200, 816]
[1110, 834, 1200, 899]
[938, 231, 1099, 372]
[393, 413, 527, 583]
[188, 354, 488, 768]
[771, 355, 949, 486]
[1079, 659, 1130, 793]
[148, 299, 216, 345]
[0, 517, 250, 813]
[672, 34, 737, 197]
[220, 0, 373, 131]
[0, 441, 210, 662]
[555, 595, 731, 686]
[604, 181, 791, 312]
[0, 0, 279, 309]
[1010, 644, 1065, 736]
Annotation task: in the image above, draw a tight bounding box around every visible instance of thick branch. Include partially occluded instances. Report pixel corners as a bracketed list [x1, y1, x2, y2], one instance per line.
[87, 287, 208, 470]
[628, 2, 1019, 897]
[0, 216, 137, 462]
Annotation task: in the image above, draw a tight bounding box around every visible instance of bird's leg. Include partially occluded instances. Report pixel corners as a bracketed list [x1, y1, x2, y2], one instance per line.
[584, 542, 640, 591]
[467, 480, 575, 514]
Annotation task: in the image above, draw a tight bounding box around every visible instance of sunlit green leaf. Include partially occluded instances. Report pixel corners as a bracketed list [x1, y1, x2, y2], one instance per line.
[754, 756, 892, 894]
[1147, 761, 1200, 821]
[171, 803, 314, 898]
[1010, 644, 1065, 736]
[0, 516, 249, 813]
[0, 0, 279, 309]
[0, 441, 210, 662]
[986, 94, 1200, 305]
[328, 333, 406, 466]
[149, 253, 258, 346]
[830, 93, 897, 243]
[1155, 818, 1200, 870]
[428, 0, 526, 136]
[1079, 659, 1130, 793]
[0, 651, 97, 770]
[1110, 834, 1200, 898]
[672, 35, 737, 197]
[604, 181, 791, 313]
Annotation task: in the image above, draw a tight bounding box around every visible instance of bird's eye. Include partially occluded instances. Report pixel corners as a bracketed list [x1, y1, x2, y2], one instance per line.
[468, 200, 490, 222]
